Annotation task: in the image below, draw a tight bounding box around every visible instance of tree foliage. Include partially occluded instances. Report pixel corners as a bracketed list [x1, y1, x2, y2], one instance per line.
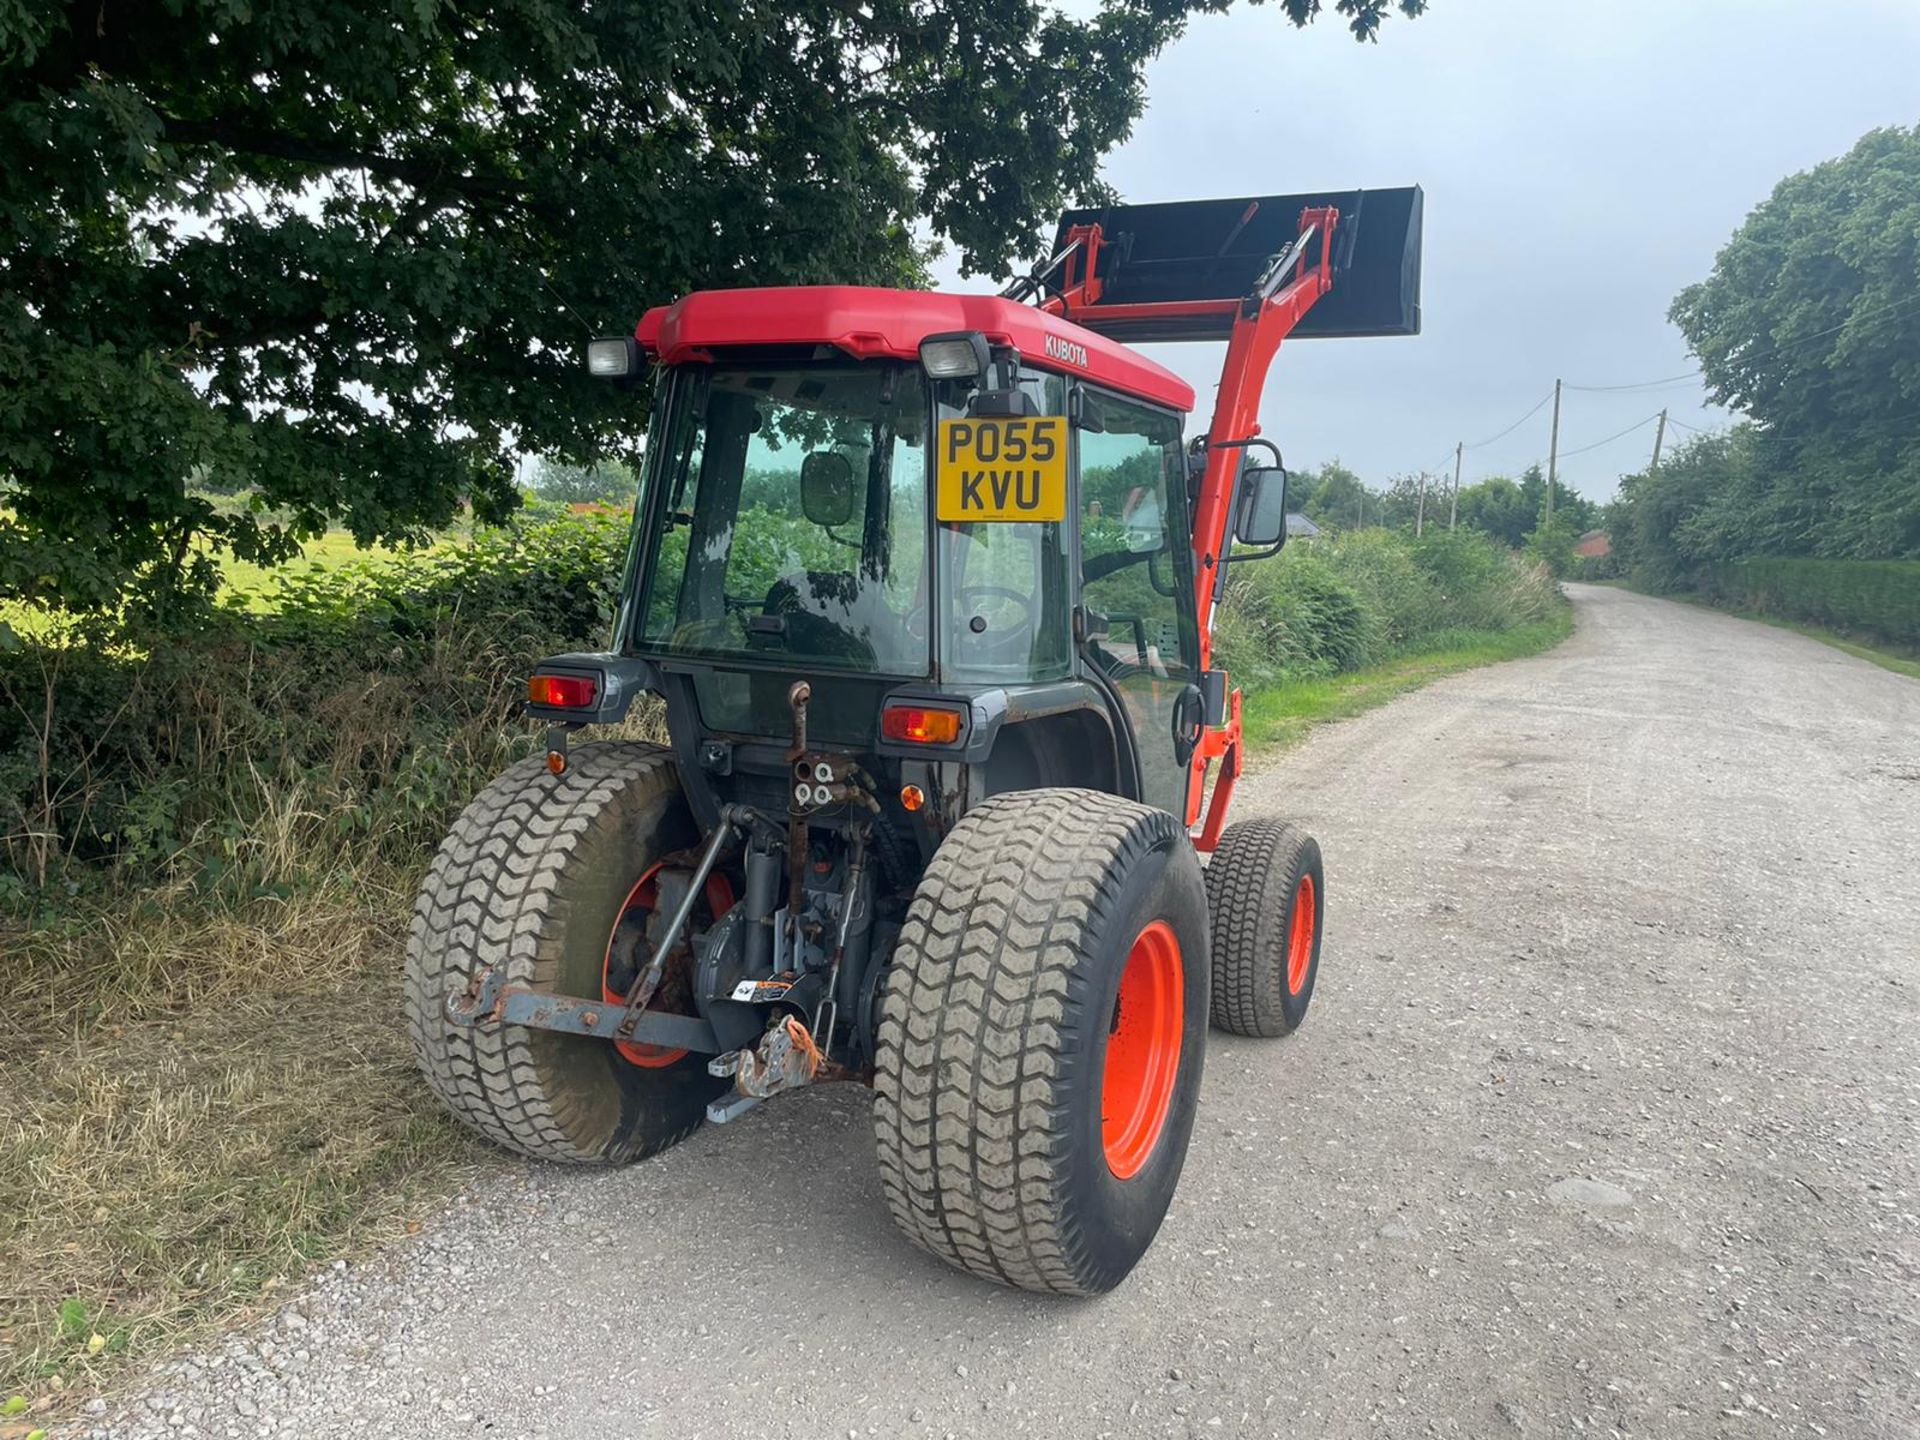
[1452, 476, 1532, 549]
[1604, 426, 1764, 590]
[1290, 460, 1371, 529]
[1667, 124, 1920, 559]
[0, 0, 1425, 614]
[527, 459, 635, 507]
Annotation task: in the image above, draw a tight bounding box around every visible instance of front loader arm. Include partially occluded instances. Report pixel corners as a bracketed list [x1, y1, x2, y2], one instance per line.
[1046, 205, 1344, 846]
[1186, 205, 1340, 656]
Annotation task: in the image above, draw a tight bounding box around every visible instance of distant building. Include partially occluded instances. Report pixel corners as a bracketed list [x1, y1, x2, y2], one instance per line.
[1574, 529, 1611, 558]
[1286, 513, 1321, 539]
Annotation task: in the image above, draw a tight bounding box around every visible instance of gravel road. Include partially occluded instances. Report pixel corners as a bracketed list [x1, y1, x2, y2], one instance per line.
[76, 584, 1920, 1439]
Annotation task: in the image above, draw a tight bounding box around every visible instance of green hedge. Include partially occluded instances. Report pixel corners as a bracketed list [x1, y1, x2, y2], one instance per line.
[1700, 558, 1920, 648]
[1212, 528, 1561, 689]
[0, 512, 630, 899]
[4, 516, 1563, 897]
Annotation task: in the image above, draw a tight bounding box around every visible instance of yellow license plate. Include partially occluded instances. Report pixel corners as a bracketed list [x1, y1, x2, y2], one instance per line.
[934, 416, 1069, 523]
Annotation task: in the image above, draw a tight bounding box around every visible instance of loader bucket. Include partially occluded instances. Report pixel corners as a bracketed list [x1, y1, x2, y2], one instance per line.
[1051, 186, 1423, 344]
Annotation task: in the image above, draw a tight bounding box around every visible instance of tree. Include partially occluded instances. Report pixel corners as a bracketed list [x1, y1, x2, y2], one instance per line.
[1373, 472, 1432, 531]
[1453, 475, 1532, 548]
[528, 459, 636, 507]
[1605, 425, 1763, 590]
[1294, 460, 1373, 530]
[1516, 464, 1596, 538]
[1669, 124, 1920, 559]
[1452, 465, 1593, 549]
[0, 0, 1426, 614]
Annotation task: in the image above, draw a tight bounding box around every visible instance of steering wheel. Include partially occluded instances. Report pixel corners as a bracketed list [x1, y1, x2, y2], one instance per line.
[954, 584, 1038, 662]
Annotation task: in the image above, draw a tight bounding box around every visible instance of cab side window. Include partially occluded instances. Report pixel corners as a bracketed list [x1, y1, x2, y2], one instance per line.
[1078, 395, 1196, 682]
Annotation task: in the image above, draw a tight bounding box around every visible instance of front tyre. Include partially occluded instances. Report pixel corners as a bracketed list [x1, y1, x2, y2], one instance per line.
[404, 743, 728, 1164]
[872, 789, 1210, 1296]
[1204, 818, 1324, 1038]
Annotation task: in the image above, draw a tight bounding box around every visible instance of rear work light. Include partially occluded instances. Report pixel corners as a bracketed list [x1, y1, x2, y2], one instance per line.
[528, 673, 598, 709]
[881, 703, 965, 745]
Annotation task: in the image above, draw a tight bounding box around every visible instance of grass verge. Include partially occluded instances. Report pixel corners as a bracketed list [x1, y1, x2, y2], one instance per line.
[1239, 611, 1576, 753]
[0, 699, 665, 1415]
[0, 880, 491, 1415]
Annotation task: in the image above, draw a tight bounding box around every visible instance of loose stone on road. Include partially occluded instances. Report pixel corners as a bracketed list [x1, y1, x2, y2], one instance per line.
[74, 584, 1920, 1438]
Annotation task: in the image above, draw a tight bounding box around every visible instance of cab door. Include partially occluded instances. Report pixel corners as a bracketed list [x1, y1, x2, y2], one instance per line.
[1072, 387, 1202, 817]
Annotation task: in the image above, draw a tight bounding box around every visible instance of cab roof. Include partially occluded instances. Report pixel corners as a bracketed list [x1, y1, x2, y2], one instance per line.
[634, 286, 1195, 414]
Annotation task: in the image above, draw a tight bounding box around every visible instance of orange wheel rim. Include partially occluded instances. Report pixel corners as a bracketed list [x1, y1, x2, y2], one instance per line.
[1286, 873, 1316, 995]
[603, 864, 734, 1068]
[1102, 919, 1184, 1179]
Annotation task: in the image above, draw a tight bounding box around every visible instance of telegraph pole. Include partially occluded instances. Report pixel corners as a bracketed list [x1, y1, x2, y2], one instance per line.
[1649, 408, 1668, 477]
[1545, 378, 1563, 527]
[1450, 441, 1463, 532]
[1416, 471, 1428, 537]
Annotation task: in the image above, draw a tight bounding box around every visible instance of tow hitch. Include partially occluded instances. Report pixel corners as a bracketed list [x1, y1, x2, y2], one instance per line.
[706, 1016, 824, 1124]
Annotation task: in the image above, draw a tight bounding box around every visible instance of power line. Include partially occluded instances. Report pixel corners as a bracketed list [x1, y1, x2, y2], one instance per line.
[1559, 290, 1920, 395]
[1556, 411, 1662, 459]
[1415, 289, 1920, 491]
[1563, 371, 1698, 394]
[1465, 390, 1555, 450]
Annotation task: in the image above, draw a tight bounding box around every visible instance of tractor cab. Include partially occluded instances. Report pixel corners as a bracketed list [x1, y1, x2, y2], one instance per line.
[591, 288, 1222, 834]
[414, 188, 1423, 1297]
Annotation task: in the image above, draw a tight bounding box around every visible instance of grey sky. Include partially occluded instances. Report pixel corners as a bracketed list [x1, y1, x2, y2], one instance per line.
[934, 0, 1920, 501]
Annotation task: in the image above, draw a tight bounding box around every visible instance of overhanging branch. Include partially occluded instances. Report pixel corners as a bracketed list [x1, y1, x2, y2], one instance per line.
[160, 116, 531, 209]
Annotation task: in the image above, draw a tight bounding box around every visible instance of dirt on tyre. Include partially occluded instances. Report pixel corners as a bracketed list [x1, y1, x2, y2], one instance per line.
[1204, 818, 1324, 1038]
[404, 742, 728, 1164]
[872, 788, 1209, 1296]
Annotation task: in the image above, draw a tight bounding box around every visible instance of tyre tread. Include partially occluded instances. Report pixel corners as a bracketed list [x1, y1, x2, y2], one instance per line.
[1204, 816, 1317, 1037]
[872, 788, 1182, 1295]
[403, 742, 699, 1164]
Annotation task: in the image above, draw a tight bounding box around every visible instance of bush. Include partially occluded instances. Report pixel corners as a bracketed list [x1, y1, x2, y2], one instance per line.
[1216, 547, 1378, 686]
[1213, 528, 1559, 687]
[1523, 516, 1580, 578]
[0, 511, 631, 898]
[1699, 557, 1920, 648]
[1570, 550, 1623, 582]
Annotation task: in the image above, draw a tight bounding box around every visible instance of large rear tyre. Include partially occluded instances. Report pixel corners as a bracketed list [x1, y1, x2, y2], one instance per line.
[872, 789, 1209, 1296]
[404, 742, 728, 1164]
[1204, 818, 1324, 1038]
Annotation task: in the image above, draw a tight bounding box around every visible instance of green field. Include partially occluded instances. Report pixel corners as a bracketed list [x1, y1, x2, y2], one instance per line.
[1, 531, 419, 644]
[216, 531, 415, 608]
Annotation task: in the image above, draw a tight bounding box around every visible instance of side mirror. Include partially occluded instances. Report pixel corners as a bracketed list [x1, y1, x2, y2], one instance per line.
[800, 451, 855, 527]
[1234, 463, 1289, 548]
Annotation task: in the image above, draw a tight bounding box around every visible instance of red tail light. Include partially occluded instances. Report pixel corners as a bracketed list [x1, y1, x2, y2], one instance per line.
[881, 704, 964, 745]
[528, 673, 598, 708]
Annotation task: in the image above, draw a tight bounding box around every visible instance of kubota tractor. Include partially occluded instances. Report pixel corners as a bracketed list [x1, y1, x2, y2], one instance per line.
[406, 188, 1423, 1295]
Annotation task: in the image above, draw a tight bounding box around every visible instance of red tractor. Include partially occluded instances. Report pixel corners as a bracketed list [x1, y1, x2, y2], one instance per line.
[406, 189, 1423, 1294]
